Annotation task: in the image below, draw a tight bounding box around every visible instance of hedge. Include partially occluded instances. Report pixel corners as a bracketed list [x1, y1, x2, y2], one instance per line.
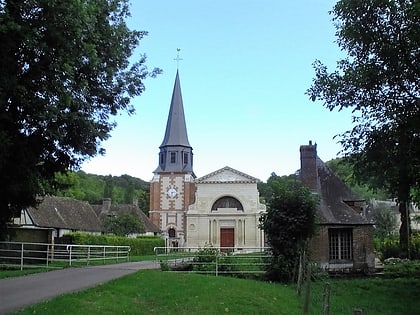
[65, 233, 164, 256]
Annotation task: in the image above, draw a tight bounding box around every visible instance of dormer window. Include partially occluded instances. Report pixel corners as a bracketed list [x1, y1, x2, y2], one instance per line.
[170, 152, 176, 163]
[183, 152, 189, 165]
[160, 152, 166, 165]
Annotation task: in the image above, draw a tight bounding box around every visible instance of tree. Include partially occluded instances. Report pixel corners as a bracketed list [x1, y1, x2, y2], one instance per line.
[326, 158, 389, 200]
[0, 0, 160, 238]
[259, 175, 317, 283]
[104, 214, 144, 237]
[372, 202, 398, 239]
[307, 0, 419, 256]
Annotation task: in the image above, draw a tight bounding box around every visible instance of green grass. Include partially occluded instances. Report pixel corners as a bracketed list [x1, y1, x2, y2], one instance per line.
[0, 255, 154, 279]
[11, 270, 420, 315]
[13, 270, 301, 315]
[0, 267, 50, 279]
[309, 277, 420, 314]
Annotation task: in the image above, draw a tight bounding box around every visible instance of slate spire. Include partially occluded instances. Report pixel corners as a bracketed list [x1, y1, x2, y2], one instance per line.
[154, 70, 193, 174]
[160, 70, 191, 147]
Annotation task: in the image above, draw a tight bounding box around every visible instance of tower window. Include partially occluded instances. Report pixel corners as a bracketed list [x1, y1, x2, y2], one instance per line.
[170, 152, 176, 163]
[183, 152, 188, 165]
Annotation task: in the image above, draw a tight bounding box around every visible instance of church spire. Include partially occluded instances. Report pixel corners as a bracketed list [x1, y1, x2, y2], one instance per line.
[154, 70, 193, 174]
[160, 70, 190, 148]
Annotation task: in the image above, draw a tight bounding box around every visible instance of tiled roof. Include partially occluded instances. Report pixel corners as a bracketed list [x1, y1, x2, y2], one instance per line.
[316, 158, 370, 225]
[27, 196, 102, 232]
[95, 202, 160, 233]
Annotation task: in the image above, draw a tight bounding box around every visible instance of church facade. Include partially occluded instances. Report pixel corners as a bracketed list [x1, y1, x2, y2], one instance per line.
[149, 71, 266, 249]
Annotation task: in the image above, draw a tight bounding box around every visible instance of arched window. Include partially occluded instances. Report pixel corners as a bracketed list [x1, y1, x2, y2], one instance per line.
[211, 196, 243, 211]
[168, 228, 176, 238]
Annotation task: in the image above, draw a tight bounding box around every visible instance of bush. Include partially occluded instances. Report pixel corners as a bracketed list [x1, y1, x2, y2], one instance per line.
[375, 233, 420, 260]
[65, 233, 164, 256]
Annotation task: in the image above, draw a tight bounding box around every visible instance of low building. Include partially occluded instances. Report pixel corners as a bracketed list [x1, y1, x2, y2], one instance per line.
[300, 141, 375, 272]
[92, 198, 160, 237]
[15, 196, 102, 239]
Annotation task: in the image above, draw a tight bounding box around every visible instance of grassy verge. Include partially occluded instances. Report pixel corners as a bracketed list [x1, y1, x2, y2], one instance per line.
[11, 270, 420, 315]
[309, 277, 420, 314]
[0, 255, 155, 279]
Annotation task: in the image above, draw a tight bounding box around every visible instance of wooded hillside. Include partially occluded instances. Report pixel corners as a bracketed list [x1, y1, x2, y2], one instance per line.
[55, 171, 150, 213]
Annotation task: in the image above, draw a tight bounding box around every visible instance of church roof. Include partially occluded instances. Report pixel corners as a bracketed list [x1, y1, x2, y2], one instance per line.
[197, 166, 260, 184]
[160, 70, 191, 148]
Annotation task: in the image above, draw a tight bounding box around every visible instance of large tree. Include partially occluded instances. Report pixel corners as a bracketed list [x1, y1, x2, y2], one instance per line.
[259, 174, 317, 283]
[307, 0, 419, 256]
[0, 0, 160, 238]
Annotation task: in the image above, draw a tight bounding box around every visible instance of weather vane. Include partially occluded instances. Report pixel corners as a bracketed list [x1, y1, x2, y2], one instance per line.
[174, 48, 183, 69]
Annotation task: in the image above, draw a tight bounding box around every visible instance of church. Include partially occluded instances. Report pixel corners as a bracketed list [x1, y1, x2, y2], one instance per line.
[149, 70, 376, 272]
[149, 70, 266, 249]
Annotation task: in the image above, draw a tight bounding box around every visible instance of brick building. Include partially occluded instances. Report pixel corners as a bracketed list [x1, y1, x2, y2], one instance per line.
[300, 141, 375, 272]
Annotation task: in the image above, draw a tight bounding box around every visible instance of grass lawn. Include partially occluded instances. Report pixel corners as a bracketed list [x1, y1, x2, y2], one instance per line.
[11, 270, 420, 315]
[0, 255, 154, 279]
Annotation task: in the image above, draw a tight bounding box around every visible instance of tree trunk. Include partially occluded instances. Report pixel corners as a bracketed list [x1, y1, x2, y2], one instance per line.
[399, 202, 410, 258]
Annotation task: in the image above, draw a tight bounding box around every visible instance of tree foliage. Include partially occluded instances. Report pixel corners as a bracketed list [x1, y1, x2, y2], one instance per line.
[0, 0, 160, 237]
[259, 174, 317, 283]
[326, 158, 389, 200]
[104, 214, 144, 237]
[307, 0, 419, 254]
[55, 171, 149, 211]
[372, 202, 398, 239]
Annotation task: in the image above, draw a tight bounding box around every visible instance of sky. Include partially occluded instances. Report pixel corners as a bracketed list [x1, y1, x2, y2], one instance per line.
[81, 0, 354, 182]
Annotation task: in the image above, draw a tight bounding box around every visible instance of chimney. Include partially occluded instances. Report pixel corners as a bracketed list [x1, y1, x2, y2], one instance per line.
[101, 198, 112, 214]
[300, 140, 319, 192]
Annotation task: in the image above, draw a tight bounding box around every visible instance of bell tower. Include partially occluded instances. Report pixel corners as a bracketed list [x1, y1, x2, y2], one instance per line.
[149, 70, 196, 247]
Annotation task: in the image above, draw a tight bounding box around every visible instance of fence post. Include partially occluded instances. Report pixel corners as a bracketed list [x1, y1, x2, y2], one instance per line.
[20, 243, 24, 271]
[117, 246, 119, 263]
[103, 246, 106, 264]
[323, 283, 330, 315]
[303, 263, 312, 315]
[87, 246, 90, 265]
[215, 251, 218, 276]
[46, 244, 50, 268]
[353, 309, 363, 315]
[68, 245, 72, 266]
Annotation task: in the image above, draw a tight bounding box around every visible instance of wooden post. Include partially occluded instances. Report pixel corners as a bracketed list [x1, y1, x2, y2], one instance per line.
[303, 263, 311, 315]
[353, 308, 363, 315]
[322, 283, 330, 315]
[297, 252, 303, 296]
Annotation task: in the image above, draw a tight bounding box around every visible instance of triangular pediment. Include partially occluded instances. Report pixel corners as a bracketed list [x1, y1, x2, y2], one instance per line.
[197, 166, 259, 183]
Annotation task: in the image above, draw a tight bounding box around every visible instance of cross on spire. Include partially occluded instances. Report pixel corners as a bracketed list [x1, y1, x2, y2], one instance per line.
[174, 48, 183, 69]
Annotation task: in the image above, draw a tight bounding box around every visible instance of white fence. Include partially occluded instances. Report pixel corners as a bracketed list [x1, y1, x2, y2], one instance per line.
[0, 242, 131, 270]
[154, 246, 271, 276]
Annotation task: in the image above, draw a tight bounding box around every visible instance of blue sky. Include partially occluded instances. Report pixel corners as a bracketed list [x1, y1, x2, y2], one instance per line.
[82, 0, 353, 182]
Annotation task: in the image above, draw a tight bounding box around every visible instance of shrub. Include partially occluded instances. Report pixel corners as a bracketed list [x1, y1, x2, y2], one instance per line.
[65, 233, 164, 255]
[375, 234, 420, 260]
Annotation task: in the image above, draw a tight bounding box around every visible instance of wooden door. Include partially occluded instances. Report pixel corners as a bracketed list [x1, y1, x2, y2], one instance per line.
[220, 228, 234, 250]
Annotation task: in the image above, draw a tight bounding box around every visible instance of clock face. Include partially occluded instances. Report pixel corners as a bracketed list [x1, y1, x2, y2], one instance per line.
[167, 188, 178, 198]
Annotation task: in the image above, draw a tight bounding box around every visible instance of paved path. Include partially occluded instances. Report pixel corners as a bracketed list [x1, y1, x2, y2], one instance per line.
[0, 261, 159, 314]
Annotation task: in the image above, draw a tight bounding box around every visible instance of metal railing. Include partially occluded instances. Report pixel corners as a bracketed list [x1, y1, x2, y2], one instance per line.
[0, 242, 131, 270]
[154, 246, 271, 276]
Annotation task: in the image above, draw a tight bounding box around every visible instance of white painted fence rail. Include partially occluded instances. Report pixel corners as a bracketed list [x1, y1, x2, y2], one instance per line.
[154, 246, 271, 276]
[0, 241, 131, 270]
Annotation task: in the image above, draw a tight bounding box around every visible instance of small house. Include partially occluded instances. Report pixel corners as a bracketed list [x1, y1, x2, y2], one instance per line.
[300, 141, 375, 272]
